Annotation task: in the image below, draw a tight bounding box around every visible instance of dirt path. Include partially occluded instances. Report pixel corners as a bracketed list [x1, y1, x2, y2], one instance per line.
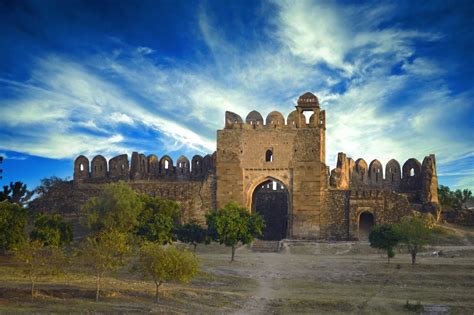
[230, 247, 300, 315]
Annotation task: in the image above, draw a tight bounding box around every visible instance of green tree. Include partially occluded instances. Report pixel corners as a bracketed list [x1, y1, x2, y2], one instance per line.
[395, 217, 432, 265]
[136, 194, 181, 244]
[176, 220, 208, 251]
[0, 200, 27, 253]
[84, 182, 143, 233]
[75, 230, 131, 301]
[0, 181, 32, 206]
[136, 243, 199, 303]
[437, 185, 472, 222]
[30, 214, 73, 247]
[206, 201, 265, 262]
[14, 240, 66, 300]
[369, 224, 400, 263]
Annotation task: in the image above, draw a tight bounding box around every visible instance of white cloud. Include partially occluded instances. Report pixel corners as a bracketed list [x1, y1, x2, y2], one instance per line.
[0, 1, 471, 191]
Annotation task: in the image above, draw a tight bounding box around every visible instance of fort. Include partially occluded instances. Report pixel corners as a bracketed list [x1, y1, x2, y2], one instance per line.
[70, 92, 439, 240]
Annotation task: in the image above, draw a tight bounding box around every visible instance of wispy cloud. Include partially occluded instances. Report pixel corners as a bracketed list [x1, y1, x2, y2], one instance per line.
[0, 0, 472, 190]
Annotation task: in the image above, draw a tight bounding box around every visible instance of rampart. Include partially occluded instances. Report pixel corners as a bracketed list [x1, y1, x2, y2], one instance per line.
[328, 152, 438, 207]
[74, 152, 216, 183]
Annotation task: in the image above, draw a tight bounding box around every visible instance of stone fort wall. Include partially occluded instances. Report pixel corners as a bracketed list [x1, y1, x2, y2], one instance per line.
[72, 152, 216, 224]
[65, 91, 439, 241]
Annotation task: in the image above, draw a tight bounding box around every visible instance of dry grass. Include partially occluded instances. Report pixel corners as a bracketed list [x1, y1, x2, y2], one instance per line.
[0, 223, 473, 314]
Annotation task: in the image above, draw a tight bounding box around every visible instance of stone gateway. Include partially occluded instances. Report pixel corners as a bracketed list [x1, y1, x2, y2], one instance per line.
[71, 92, 439, 241]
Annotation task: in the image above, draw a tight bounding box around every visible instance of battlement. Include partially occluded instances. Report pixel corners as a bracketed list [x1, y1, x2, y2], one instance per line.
[224, 92, 326, 130]
[74, 152, 216, 183]
[329, 152, 438, 204]
[224, 109, 326, 129]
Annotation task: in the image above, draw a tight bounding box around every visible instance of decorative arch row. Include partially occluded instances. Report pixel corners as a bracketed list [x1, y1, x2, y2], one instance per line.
[225, 110, 325, 129]
[351, 157, 422, 185]
[74, 152, 215, 181]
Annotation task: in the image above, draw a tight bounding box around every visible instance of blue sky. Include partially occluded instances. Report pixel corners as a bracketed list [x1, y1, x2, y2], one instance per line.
[0, 0, 473, 191]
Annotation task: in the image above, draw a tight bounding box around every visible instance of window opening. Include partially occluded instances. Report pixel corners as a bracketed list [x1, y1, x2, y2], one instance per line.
[265, 149, 273, 162]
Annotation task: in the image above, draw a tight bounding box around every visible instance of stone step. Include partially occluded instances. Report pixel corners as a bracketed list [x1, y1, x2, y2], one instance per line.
[251, 240, 281, 252]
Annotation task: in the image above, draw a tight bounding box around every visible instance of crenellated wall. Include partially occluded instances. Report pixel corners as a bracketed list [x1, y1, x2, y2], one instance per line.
[67, 91, 440, 241]
[329, 152, 439, 205]
[73, 151, 216, 183]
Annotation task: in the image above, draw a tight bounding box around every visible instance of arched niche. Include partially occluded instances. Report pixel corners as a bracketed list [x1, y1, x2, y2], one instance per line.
[265, 111, 285, 127]
[368, 159, 383, 186]
[74, 155, 90, 180]
[176, 155, 190, 176]
[287, 110, 305, 128]
[245, 110, 264, 126]
[91, 155, 107, 179]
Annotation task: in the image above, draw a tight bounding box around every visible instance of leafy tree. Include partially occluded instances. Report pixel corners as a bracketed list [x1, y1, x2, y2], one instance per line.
[0, 200, 27, 252]
[369, 224, 401, 263]
[395, 217, 432, 265]
[176, 220, 208, 251]
[14, 240, 66, 300]
[30, 214, 73, 247]
[84, 182, 143, 234]
[136, 194, 181, 244]
[136, 243, 199, 303]
[0, 181, 32, 206]
[75, 230, 131, 301]
[437, 185, 472, 222]
[33, 176, 68, 197]
[206, 201, 265, 262]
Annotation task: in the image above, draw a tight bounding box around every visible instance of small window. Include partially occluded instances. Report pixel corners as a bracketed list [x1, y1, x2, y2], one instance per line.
[165, 160, 169, 169]
[80, 164, 84, 172]
[265, 149, 273, 162]
[410, 168, 415, 176]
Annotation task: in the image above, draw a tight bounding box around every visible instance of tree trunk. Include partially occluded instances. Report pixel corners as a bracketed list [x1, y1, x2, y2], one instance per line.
[231, 246, 235, 262]
[154, 281, 161, 303]
[436, 208, 442, 223]
[96, 272, 101, 302]
[29, 271, 35, 301]
[411, 251, 416, 265]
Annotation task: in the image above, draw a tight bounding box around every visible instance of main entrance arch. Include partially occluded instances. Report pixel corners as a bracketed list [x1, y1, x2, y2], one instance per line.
[252, 179, 289, 240]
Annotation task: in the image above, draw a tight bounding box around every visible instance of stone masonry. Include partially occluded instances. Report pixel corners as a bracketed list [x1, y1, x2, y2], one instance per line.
[69, 92, 439, 240]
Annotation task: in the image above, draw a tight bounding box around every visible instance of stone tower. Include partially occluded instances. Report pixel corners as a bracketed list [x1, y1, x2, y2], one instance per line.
[215, 92, 327, 239]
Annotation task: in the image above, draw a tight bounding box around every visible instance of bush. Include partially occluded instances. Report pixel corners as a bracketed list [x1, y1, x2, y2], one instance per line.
[0, 200, 27, 252]
[369, 224, 400, 263]
[30, 214, 73, 247]
[176, 220, 208, 251]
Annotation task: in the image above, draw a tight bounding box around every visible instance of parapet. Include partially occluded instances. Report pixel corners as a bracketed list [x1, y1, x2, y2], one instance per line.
[224, 92, 326, 130]
[329, 152, 439, 204]
[73, 151, 216, 183]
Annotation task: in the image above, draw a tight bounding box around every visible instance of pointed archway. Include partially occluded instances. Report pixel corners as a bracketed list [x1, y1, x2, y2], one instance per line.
[252, 179, 289, 240]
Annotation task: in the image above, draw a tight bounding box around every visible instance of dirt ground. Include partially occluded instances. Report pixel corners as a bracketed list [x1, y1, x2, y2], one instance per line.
[0, 224, 473, 314]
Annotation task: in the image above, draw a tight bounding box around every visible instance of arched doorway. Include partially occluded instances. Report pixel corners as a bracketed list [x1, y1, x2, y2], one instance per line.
[358, 212, 375, 240]
[252, 179, 289, 240]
